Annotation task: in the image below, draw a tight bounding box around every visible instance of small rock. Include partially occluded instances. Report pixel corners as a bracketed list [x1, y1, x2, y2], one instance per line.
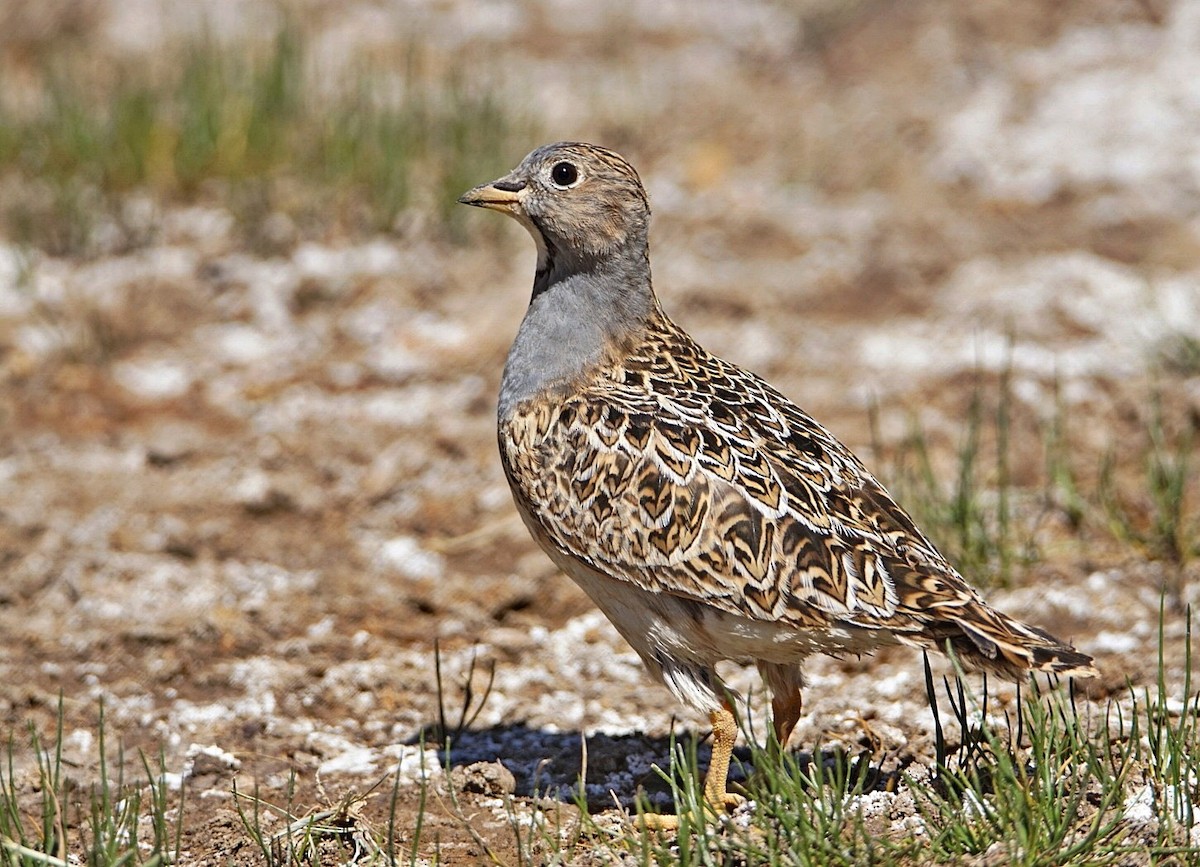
[1122, 784, 1156, 825]
[376, 536, 444, 580]
[318, 746, 380, 776]
[142, 420, 207, 466]
[450, 761, 517, 797]
[183, 743, 241, 790]
[113, 358, 193, 400]
[233, 471, 295, 514]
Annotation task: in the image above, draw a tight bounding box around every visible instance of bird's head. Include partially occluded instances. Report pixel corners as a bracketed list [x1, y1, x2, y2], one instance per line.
[458, 142, 650, 274]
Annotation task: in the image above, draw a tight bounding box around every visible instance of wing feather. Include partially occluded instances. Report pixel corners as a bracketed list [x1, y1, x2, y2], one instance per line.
[501, 345, 961, 634]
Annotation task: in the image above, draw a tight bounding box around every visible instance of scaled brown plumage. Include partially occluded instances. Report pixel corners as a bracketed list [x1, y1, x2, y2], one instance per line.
[500, 310, 1093, 676]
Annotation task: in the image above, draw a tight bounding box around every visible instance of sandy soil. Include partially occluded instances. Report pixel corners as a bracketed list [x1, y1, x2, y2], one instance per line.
[1, 0, 1199, 862]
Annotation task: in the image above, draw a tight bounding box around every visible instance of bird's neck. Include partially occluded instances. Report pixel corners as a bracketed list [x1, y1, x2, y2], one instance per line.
[499, 249, 658, 420]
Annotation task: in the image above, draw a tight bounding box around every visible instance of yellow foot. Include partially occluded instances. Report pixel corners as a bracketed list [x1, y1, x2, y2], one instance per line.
[638, 791, 747, 830]
[710, 791, 747, 815]
[640, 704, 746, 831]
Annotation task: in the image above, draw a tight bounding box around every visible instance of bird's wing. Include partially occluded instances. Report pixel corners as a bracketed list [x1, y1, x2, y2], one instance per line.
[501, 343, 973, 634]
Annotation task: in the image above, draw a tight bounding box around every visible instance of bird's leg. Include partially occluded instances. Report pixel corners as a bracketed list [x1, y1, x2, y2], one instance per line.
[642, 702, 744, 830]
[757, 661, 804, 755]
[771, 688, 803, 752]
[703, 702, 744, 813]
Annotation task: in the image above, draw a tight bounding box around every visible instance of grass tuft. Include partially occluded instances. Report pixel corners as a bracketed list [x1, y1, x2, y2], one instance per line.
[0, 699, 183, 866]
[1098, 391, 1197, 603]
[912, 662, 1131, 865]
[232, 769, 409, 866]
[0, 25, 535, 255]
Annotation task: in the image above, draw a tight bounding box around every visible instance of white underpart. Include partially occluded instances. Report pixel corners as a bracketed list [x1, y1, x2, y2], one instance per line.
[512, 210, 550, 271]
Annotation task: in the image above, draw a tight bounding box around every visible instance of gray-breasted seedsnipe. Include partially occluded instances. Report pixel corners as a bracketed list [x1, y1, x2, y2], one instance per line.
[459, 142, 1097, 827]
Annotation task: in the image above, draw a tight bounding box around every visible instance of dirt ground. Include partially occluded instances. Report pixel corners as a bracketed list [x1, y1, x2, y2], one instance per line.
[2, 0, 1199, 863]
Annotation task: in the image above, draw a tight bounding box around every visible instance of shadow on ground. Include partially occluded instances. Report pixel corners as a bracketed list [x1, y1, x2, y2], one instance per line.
[417, 721, 904, 813]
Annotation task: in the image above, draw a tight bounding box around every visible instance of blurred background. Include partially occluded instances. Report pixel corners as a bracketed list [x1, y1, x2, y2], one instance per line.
[1, 0, 1198, 859]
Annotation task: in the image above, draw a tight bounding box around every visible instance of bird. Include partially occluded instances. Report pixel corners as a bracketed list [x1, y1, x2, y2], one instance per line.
[458, 142, 1097, 827]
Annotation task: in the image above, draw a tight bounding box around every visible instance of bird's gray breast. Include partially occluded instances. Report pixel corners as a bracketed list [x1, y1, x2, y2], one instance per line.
[498, 275, 620, 420]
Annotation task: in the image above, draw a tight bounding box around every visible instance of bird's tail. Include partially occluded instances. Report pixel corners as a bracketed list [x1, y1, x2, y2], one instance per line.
[930, 599, 1098, 680]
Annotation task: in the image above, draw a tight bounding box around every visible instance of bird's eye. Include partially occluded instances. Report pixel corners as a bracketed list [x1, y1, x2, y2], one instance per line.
[550, 161, 579, 187]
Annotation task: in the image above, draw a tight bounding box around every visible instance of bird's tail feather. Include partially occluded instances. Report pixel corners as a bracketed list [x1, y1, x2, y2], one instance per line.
[931, 601, 1098, 680]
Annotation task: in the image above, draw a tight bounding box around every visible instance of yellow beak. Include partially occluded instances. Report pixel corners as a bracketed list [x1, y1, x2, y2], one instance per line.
[457, 176, 527, 214]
